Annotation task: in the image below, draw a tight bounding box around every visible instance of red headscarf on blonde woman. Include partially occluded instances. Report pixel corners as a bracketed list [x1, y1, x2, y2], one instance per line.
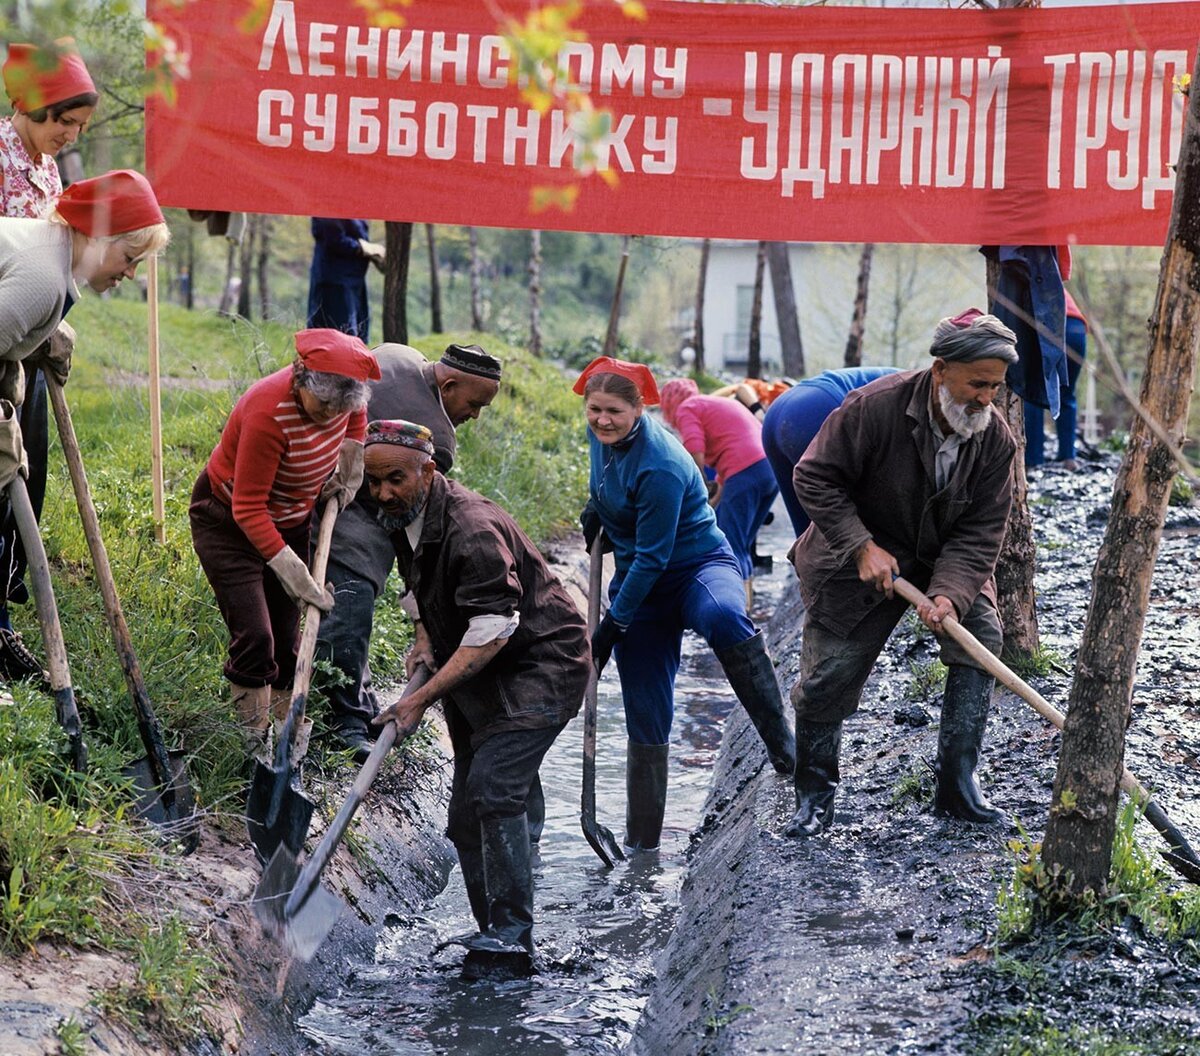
[658, 378, 700, 428]
[572, 355, 660, 405]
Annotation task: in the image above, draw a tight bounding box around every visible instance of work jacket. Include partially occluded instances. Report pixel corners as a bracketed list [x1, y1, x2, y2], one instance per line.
[394, 473, 589, 746]
[790, 369, 1015, 636]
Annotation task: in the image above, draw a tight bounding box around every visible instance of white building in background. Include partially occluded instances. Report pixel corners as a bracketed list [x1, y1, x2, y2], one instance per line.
[700, 241, 989, 378]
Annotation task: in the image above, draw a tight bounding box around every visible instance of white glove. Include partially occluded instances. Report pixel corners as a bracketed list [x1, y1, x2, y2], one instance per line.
[358, 239, 386, 272]
[36, 320, 75, 386]
[267, 546, 333, 612]
[320, 439, 364, 511]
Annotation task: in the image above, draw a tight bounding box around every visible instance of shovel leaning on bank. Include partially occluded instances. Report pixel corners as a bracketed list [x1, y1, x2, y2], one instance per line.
[253, 664, 432, 961]
[8, 473, 86, 771]
[581, 535, 625, 868]
[46, 377, 197, 851]
[892, 576, 1200, 884]
[246, 500, 339, 864]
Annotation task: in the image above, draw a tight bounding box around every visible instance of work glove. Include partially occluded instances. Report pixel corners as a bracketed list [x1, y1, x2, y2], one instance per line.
[319, 438, 365, 511]
[0, 399, 27, 491]
[267, 546, 334, 612]
[579, 501, 612, 555]
[591, 612, 625, 676]
[359, 239, 386, 272]
[32, 320, 75, 386]
[0, 360, 24, 407]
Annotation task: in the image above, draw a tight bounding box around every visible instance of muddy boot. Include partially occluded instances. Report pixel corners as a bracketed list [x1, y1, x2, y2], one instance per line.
[456, 843, 489, 932]
[935, 666, 1004, 825]
[526, 774, 546, 846]
[232, 683, 270, 760]
[714, 632, 797, 775]
[461, 814, 535, 981]
[625, 741, 669, 851]
[784, 719, 842, 838]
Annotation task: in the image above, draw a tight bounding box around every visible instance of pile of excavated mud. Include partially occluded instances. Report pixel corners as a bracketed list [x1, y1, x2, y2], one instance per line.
[632, 451, 1200, 1056]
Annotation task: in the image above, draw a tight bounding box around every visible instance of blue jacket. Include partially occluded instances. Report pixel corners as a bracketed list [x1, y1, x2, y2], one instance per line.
[309, 218, 369, 286]
[589, 414, 728, 626]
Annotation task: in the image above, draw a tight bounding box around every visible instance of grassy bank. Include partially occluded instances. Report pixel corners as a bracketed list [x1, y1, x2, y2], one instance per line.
[0, 297, 588, 1040]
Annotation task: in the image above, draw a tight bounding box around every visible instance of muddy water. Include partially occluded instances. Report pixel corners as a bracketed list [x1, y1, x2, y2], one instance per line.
[297, 507, 795, 1055]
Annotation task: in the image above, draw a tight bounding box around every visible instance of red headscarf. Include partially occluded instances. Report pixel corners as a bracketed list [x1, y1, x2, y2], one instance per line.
[3, 39, 95, 112]
[295, 329, 382, 381]
[56, 170, 165, 237]
[572, 356, 660, 406]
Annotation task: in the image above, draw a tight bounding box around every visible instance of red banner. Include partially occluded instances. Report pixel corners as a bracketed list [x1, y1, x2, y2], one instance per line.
[146, 0, 1199, 246]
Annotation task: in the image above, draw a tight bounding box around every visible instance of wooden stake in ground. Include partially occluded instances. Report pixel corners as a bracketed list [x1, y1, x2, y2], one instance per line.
[1042, 68, 1200, 893]
[148, 256, 165, 545]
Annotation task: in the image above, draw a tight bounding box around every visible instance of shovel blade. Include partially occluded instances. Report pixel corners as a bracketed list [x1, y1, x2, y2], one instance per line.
[581, 815, 625, 868]
[123, 751, 199, 855]
[253, 845, 344, 962]
[246, 759, 315, 865]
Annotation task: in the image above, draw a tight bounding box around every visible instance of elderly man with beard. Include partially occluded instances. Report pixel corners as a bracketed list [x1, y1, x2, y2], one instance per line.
[785, 309, 1018, 838]
[364, 419, 588, 980]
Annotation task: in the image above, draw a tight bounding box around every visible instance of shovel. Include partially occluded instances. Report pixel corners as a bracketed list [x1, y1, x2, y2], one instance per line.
[253, 664, 432, 961]
[892, 576, 1200, 884]
[46, 377, 197, 851]
[580, 535, 625, 867]
[246, 500, 338, 864]
[8, 473, 85, 771]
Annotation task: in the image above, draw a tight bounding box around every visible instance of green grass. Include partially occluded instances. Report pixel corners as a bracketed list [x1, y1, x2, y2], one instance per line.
[970, 1009, 1199, 1056]
[906, 658, 948, 701]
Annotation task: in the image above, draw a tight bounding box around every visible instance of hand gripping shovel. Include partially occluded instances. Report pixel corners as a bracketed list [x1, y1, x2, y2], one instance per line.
[893, 576, 1200, 884]
[253, 664, 432, 962]
[8, 473, 85, 770]
[246, 500, 338, 864]
[581, 536, 624, 867]
[47, 378, 197, 851]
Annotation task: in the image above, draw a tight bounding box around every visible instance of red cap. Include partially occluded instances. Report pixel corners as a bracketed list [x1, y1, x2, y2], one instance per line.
[572, 355, 660, 405]
[295, 329, 381, 381]
[3, 39, 95, 112]
[56, 170, 165, 237]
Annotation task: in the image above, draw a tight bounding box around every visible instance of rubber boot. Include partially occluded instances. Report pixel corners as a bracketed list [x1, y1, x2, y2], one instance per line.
[625, 741, 669, 851]
[526, 774, 546, 846]
[232, 683, 270, 759]
[456, 843, 489, 932]
[461, 814, 535, 981]
[274, 716, 314, 766]
[784, 719, 842, 838]
[714, 632, 797, 775]
[935, 666, 1004, 824]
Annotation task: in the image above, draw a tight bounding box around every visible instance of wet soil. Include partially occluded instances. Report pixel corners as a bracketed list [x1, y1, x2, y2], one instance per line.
[632, 452, 1200, 1055]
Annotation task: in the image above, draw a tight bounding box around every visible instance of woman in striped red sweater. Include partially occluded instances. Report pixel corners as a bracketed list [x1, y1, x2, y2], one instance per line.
[190, 328, 381, 760]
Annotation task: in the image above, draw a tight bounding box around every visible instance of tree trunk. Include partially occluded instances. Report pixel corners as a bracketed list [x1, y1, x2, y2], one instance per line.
[426, 223, 443, 333]
[603, 235, 631, 358]
[694, 238, 710, 374]
[184, 221, 195, 310]
[383, 221, 413, 344]
[767, 242, 804, 376]
[236, 214, 257, 320]
[256, 214, 271, 321]
[1042, 55, 1200, 895]
[746, 241, 767, 379]
[845, 244, 875, 367]
[468, 226, 485, 331]
[217, 239, 237, 317]
[529, 229, 542, 356]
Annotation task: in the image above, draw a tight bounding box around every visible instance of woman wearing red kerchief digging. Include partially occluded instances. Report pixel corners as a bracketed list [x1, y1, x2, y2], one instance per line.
[189, 329, 380, 762]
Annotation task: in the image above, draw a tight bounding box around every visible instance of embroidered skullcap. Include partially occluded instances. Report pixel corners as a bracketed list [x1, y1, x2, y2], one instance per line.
[295, 329, 382, 381]
[3, 39, 95, 112]
[572, 356, 661, 406]
[659, 378, 700, 427]
[929, 309, 1018, 365]
[56, 169, 165, 237]
[364, 419, 436, 456]
[440, 343, 502, 381]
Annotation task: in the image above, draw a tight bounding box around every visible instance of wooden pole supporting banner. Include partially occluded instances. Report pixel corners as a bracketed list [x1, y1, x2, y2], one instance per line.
[148, 257, 165, 545]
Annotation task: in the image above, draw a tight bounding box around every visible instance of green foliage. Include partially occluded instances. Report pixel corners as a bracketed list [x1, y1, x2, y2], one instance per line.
[55, 1015, 88, 1056]
[971, 1008, 1197, 1056]
[891, 767, 931, 808]
[906, 658, 948, 701]
[1010, 644, 1066, 678]
[702, 984, 754, 1038]
[1169, 473, 1194, 507]
[1101, 430, 1130, 453]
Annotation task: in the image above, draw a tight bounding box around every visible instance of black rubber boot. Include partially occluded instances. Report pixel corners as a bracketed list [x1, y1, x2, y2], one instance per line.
[456, 843, 488, 932]
[526, 773, 546, 846]
[935, 666, 1004, 824]
[461, 814, 534, 981]
[783, 719, 842, 838]
[625, 741, 669, 851]
[714, 632, 797, 775]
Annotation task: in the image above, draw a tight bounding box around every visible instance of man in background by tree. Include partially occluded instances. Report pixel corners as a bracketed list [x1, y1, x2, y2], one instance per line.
[785, 310, 1018, 839]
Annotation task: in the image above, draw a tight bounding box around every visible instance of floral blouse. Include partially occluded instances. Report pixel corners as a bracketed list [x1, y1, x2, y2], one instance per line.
[0, 117, 61, 219]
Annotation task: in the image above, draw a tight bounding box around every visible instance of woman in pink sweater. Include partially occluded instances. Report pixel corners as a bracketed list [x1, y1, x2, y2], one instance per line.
[189, 328, 380, 759]
[660, 379, 779, 595]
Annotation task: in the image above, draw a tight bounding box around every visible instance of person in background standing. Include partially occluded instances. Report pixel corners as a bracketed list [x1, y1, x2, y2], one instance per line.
[1024, 290, 1087, 471]
[307, 218, 384, 343]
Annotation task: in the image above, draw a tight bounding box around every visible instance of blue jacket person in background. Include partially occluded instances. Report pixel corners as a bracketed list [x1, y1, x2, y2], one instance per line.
[306, 218, 384, 342]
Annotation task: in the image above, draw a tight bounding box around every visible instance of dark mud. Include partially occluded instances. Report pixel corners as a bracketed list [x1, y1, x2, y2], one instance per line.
[632, 452, 1200, 1056]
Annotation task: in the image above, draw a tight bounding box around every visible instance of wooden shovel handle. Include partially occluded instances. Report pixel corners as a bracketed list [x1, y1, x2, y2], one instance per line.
[284, 500, 339, 720]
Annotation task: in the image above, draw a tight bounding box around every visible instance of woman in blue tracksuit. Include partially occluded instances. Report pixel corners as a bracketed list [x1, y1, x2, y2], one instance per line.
[575, 356, 795, 851]
[762, 366, 901, 536]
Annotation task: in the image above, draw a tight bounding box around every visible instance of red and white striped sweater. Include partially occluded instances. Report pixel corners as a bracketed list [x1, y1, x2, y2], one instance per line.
[204, 367, 366, 559]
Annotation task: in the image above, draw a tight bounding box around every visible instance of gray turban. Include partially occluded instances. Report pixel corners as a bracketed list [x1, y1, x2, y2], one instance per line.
[929, 309, 1018, 364]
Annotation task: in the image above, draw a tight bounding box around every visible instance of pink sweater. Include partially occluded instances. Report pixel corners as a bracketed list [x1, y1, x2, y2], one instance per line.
[671, 395, 766, 483]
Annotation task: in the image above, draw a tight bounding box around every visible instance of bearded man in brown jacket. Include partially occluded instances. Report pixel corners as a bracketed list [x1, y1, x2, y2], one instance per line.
[786, 309, 1019, 838]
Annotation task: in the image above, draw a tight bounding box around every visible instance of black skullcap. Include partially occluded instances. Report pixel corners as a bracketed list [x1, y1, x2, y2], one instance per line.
[440, 343, 502, 381]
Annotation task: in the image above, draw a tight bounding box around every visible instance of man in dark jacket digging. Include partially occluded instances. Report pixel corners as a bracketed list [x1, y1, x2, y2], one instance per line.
[786, 309, 1018, 838]
[365, 419, 589, 980]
